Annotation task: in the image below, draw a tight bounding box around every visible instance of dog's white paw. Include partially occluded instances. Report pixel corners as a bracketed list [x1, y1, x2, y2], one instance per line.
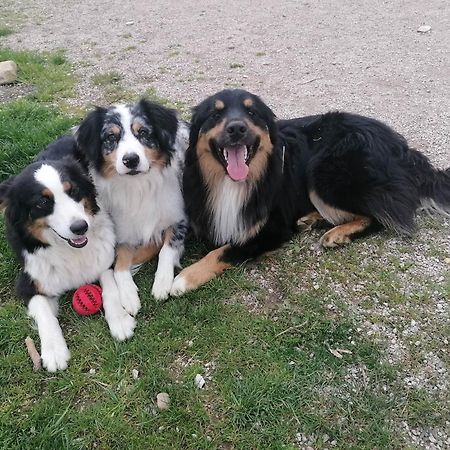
[41, 339, 70, 372]
[119, 289, 141, 316]
[106, 311, 136, 341]
[114, 271, 141, 316]
[170, 274, 188, 297]
[152, 271, 174, 301]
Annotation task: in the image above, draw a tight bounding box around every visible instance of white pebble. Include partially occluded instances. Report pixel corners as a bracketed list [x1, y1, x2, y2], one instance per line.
[194, 374, 206, 389]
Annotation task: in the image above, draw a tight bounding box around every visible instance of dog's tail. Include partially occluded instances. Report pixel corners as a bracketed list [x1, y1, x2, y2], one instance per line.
[366, 147, 450, 236]
[411, 149, 450, 216]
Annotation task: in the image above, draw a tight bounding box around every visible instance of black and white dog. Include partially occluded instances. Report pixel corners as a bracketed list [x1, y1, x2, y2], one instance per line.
[76, 99, 189, 314]
[0, 137, 135, 371]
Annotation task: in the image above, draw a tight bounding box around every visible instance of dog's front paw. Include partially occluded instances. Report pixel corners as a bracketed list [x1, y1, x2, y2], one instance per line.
[106, 310, 136, 341]
[170, 273, 188, 297]
[152, 271, 174, 301]
[114, 271, 141, 316]
[41, 339, 70, 372]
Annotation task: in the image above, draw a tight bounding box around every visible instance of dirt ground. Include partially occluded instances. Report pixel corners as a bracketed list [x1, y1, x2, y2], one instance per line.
[2, 0, 450, 448]
[3, 0, 449, 168]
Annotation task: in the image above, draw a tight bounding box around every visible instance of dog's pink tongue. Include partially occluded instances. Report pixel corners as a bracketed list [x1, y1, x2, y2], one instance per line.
[225, 145, 249, 181]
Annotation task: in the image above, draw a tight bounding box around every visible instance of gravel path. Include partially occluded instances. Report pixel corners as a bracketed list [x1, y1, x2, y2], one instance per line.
[3, 0, 449, 166]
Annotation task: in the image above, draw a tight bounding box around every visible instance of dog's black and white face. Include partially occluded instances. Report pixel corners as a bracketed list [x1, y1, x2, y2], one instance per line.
[189, 89, 278, 182]
[76, 99, 179, 178]
[0, 159, 98, 249]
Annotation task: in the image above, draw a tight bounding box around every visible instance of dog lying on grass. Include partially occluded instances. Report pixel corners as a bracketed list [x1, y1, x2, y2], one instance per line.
[0, 137, 135, 371]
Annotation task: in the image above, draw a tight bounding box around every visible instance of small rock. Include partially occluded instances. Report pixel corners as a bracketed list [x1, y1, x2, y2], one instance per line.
[0, 60, 18, 85]
[444, 257, 450, 264]
[194, 373, 206, 389]
[126, 20, 134, 25]
[132, 369, 139, 379]
[417, 25, 431, 33]
[156, 392, 170, 410]
[89, 368, 96, 374]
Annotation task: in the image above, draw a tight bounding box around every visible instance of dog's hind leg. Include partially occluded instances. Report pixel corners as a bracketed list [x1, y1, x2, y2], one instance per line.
[152, 219, 188, 300]
[319, 216, 372, 248]
[297, 211, 328, 229]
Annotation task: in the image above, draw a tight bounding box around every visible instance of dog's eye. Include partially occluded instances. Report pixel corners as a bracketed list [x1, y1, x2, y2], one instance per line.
[138, 128, 150, 139]
[68, 185, 80, 198]
[212, 112, 222, 121]
[36, 197, 51, 209]
[247, 110, 255, 117]
[104, 134, 116, 146]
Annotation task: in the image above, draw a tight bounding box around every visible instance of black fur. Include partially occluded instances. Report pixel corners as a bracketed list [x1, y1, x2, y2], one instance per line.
[184, 89, 314, 264]
[297, 112, 450, 234]
[184, 89, 450, 265]
[0, 138, 99, 303]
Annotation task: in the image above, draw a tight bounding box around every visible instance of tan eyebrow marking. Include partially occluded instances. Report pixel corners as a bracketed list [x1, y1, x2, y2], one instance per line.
[110, 125, 121, 135]
[132, 121, 143, 133]
[243, 98, 253, 108]
[41, 188, 54, 198]
[215, 99, 225, 110]
[62, 181, 71, 192]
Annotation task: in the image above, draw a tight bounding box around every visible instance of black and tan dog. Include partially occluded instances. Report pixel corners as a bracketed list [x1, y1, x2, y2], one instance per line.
[170, 88, 450, 295]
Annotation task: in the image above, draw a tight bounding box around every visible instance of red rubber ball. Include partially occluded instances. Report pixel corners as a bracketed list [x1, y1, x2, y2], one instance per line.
[72, 284, 103, 316]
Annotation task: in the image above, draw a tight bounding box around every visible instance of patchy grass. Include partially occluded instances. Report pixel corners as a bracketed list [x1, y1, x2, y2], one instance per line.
[0, 48, 75, 104]
[91, 71, 122, 87]
[145, 87, 190, 120]
[0, 26, 14, 37]
[0, 49, 449, 449]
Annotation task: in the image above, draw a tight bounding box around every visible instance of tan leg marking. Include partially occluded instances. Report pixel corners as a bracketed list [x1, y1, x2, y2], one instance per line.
[132, 241, 162, 266]
[319, 216, 372, 248]
[115, 244, 135, 272]
[297, 211, 327, 228]
[175, 245, 232, 291]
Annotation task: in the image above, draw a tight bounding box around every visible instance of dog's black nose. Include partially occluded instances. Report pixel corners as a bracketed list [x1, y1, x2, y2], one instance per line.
[226, 121, 248, 139]
[70, 220, 88, 236]
[122, 153, 140, 169]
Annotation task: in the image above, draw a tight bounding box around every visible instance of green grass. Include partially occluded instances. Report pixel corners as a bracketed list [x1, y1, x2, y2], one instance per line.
[0, 27, 14, 37]
[0, 48, 75, 104]
[0, 48, 448, 449]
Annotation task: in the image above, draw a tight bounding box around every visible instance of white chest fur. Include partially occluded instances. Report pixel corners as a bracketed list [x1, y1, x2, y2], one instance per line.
[23, 210, 116, 297]
[209, 177, 263, 246]
[93, 163, 185, 246]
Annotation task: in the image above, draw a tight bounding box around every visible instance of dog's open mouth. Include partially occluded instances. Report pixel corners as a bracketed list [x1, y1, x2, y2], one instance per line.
[68, 236, 88, 248]
[51, 228, 88, 248]
[222, 145, 250, 182]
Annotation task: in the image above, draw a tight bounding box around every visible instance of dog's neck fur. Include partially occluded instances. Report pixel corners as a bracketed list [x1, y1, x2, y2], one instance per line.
[206, 176, 265, 246]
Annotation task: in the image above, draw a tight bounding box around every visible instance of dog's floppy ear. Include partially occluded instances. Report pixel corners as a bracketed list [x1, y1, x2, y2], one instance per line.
[254, 95, 277, 146]
[139, 99, 178, 154]
[189, 100, 209, 149]
[0, 176, 16, 210]
[76, 107, 107, 170]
